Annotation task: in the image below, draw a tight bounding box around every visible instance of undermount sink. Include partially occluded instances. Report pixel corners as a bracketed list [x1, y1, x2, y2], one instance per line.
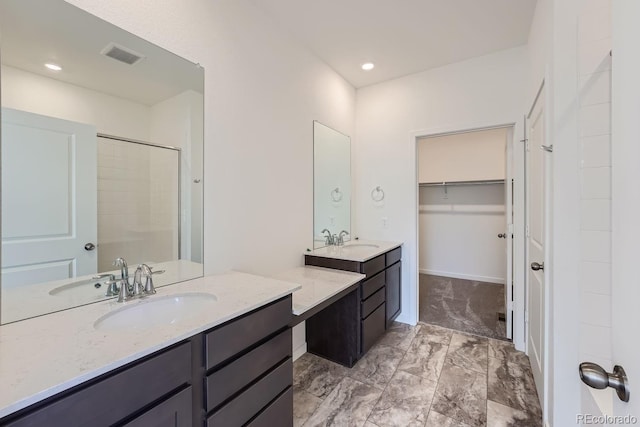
[94, 293, 217, 332]
[343, 243, 380, 249]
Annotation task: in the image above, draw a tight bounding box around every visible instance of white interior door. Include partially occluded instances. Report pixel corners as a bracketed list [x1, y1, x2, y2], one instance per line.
[1, 108, 97, 288]
[504, 131, 514, 339]
[610, 0, 639, 417]
[526, 89, 548, 411]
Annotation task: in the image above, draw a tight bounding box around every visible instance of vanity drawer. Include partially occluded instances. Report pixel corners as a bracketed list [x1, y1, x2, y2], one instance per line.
[206, 329, 291, 411]
[4, 342, 191, 427]
[361, 287, 385, 319]
[246, 387, 293, 427]
[360, 270, 385, 300]
[207, 359, 292, 426]
[386, 247, 401, 266]
[124, 386, 192, 427]
[361, 254, 385, 277]
[361, 303, 386, 354]
[205, 295, 291, 370]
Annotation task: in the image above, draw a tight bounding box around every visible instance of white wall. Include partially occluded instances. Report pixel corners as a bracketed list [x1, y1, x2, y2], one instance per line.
[354, 47, 527, 336]
[419, 184, 506, 283]
[1, 65, 150, 141]
[149, 90, 205, 263]
[65, 0, 356, 357]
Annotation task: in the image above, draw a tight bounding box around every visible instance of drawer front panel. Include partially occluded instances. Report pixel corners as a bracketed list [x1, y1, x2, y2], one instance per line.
[360, 270, 385, 300]
[206, 296, 291, 370]
[124, 386, 192, 427]
[207, 359, 292, 427]
[361, 303, 386, 354]
[361, 254, 385, 277]
[5, 342, 191, 427]
[206, 329, 291, 411]
[386, 247, 401, 266]
[246, 387, 293, 427]
[361, 287, 385, 319]
[304, 255, 360, 273]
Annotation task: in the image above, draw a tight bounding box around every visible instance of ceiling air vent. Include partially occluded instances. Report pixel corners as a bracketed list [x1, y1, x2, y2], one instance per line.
[100, 43, 145, 65]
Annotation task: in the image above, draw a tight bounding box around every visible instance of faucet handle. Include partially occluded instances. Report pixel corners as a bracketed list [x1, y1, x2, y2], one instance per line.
[132, 266, 145, 296]
[140, 264, 156, 295]
[117, 279, 132, 303]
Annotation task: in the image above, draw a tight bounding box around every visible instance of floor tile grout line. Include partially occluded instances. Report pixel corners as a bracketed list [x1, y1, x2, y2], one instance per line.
[361, 333, 416, 427]
[423, 324, 453, 427]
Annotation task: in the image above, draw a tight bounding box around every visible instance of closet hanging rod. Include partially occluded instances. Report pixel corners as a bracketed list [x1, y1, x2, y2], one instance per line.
[419, 179, 505, 187]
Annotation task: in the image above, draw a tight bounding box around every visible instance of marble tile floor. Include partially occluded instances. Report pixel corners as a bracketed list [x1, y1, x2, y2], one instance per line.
[293, 322, 541, 427]
[419, 274, 507, 340]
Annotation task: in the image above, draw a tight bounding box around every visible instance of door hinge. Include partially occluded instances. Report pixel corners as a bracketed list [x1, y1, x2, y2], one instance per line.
[507, 301, 514, 312]
[508, 223, 514, 234]
[526, 225, 530, 238]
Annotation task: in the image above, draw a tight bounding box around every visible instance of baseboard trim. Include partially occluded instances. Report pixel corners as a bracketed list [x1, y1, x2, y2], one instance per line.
[293, 343, 307, 361]
[419, 269, 505, 284]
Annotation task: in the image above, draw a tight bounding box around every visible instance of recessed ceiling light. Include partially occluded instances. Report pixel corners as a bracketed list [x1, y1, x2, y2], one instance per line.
[361, 62, 375, 71]
[44, 63, 62, 71]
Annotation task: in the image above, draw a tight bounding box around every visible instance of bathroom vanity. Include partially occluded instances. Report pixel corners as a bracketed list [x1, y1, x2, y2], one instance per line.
[299, 241, 402, 367]
[0, 272, 299, 427]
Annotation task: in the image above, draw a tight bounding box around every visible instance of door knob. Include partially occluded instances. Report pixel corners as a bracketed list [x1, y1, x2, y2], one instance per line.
[84, 243, 96, 251]
[498, 233, 506, 239]
[579, 362, 630, 402]
[531, 262, 544, 271]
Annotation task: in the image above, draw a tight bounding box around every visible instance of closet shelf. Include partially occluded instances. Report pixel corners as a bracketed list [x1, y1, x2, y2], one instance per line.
[419, 179, 504, 187]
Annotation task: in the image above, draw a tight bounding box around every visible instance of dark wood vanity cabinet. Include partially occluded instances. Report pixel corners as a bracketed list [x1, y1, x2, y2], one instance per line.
[1, 296, 293, 427]
[305, 246, 401, 365]
[205, 297, 293, 427]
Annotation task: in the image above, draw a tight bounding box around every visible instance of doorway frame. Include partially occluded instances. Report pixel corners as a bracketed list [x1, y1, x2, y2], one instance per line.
[410, 120, 526, 350]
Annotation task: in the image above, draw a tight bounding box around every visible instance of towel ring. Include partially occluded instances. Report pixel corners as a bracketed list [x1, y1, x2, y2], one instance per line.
[331, 187, 343, 202]
[371, 186, 385, 202]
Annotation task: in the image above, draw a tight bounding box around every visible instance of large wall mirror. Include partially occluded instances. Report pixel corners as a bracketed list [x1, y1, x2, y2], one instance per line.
[313, 121, 351, 249]
[0, 0, 204, 324]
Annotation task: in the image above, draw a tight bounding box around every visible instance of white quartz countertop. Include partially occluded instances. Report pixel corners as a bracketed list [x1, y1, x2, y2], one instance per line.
[0, 271, 300, 418]
[305, 240, 402, 262]
[272, 266, 365, 315]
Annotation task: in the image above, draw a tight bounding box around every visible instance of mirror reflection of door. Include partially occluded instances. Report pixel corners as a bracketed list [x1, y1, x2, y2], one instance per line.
[0, 0, 205, 324]
[1, 108, 97, 288]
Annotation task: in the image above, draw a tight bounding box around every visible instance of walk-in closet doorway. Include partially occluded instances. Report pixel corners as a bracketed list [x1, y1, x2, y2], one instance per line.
[416, 126, 516, 340]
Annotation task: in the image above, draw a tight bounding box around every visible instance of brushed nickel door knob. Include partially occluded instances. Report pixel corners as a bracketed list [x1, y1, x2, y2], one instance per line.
[579, 362, 630, 402]
[531, 262, 544, 271]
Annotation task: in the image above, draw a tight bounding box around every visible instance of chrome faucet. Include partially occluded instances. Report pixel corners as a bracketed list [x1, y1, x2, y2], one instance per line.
[113, 257, 129, 281]
[337, 230, 350, 246]
[92, 273, 117, 296]
[132, 264, 156, 296]
[112, 257, 133, 302]
[132, 265, 145, 296]
[141, 264, 156, 295]
[321, 229, 335, 246]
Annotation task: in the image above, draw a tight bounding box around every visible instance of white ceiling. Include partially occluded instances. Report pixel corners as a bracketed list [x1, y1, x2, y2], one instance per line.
[0, 0, 203, 106]
[249, 0, 538, 88]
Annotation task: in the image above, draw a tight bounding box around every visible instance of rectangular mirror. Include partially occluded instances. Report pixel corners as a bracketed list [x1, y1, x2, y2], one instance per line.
[313, 121, 351, 248]
[0, 0, 204, 324]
